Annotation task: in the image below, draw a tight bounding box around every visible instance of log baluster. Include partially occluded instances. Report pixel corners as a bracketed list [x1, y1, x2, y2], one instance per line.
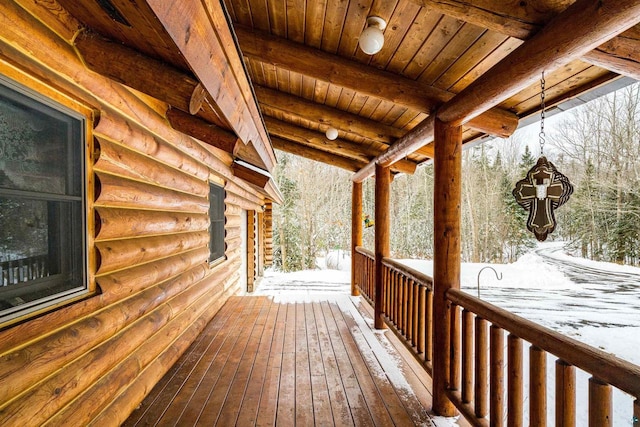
[417, 285, 426, 354]
[412, 280, 419, 346]
[556, 359, 575, 427]
[490, 325, 505, 427]
[507, 334, 523, 427]
[530, 346, 547, 426]
[475, 317, 489, 418]
[462, 309, 474, 404]
[425, 289, 433, 363]
[450, 304, 461, 391]
[588, 377, 612, 427]
[634, 399, 639, 427]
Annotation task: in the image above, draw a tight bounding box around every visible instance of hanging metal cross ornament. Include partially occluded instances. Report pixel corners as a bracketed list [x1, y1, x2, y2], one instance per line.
[512, 72, 573, 241]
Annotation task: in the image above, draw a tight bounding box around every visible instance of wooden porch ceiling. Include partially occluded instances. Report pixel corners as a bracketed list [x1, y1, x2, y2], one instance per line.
[223, 0, 634, 172]
[55, 0, 639, 176]
[123, 295, 435, 426]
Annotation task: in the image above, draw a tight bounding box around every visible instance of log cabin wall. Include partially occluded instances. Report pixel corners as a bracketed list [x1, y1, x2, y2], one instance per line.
[0, 2, 266, 425]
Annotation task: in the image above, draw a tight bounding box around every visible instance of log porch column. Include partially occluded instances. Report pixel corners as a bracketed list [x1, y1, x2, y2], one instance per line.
[351, 181, 363, 296]
[433, 118, 462, 416]
[374, 163, 390, 329]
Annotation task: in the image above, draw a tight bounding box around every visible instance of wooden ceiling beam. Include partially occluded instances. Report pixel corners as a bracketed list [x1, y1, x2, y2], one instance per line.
[255, 85, 403, 143]
[353, 117, 435, 183]
[235, 26, 518, 138]
[166, 108, 239, 155]
[437, 0, 640, 127]
[412, 0, 640, 81]
[75, 30, 202, 115]
[265, 117, 417, 175]
[256, 86, 434, 158]
[271, 136, 368, 172]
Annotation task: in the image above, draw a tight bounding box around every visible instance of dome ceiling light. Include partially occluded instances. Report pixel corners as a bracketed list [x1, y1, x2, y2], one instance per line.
[358, 16, 387, 55]
[325, 127, 339, 140]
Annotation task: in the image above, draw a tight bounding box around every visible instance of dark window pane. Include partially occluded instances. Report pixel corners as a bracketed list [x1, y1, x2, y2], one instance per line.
[0, 77, 86, 324]
[209, 183, 225, 263]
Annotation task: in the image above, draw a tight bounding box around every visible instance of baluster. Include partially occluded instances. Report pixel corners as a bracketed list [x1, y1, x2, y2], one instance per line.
[462, 309, 474, 404]
[417, 285, 425, 353]
[400, 275, 404, 328]
[425, 289, 433, 363]
[490, 325, 505, 427]
[412, 281, 419, 346]
[409, 279, 415, 343]
[634, 399, 639, 427]
[556, 359, 575, 427]
[507, 334, 523, 427]
[530, 346, 547, 427]
[395, 272, 400, 326]
[475, 317, 489, 418]
[588, 377, 612, 427]
[450, 304, 461, 391]
[386, 267, 391, 315]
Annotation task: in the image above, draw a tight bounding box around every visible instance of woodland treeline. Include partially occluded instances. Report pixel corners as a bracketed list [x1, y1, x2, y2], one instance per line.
[272, 84, 640, 271]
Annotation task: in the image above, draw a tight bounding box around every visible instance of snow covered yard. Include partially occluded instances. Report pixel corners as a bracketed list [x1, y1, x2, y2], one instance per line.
[260, 244, 640, 425]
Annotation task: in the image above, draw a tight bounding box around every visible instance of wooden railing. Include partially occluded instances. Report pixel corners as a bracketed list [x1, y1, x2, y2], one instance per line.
[354, 247, 375, 304]
[446, 288, 640, 426]
[0, 255, 49, 286]
[354, 246, 434, 373]
[353, 248, 640, 426]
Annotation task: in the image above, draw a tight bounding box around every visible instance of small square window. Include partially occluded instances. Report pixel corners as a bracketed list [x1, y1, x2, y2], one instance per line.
[209, 183, 225, 263]
[0, 76, 87, 325]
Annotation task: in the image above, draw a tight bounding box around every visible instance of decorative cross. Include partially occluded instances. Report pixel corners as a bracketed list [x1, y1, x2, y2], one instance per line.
[512, 156, 573, 241]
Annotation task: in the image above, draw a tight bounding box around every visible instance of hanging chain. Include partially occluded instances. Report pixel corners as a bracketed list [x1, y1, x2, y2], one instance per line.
[539, 71, 546, 155]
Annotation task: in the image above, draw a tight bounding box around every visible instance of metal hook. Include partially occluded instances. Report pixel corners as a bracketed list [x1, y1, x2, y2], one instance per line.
[477, 266, 502, 299]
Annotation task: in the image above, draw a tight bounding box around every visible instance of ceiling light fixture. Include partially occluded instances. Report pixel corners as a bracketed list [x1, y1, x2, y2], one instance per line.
[358, 16, 387, 55]
[325, 127, 339, 140]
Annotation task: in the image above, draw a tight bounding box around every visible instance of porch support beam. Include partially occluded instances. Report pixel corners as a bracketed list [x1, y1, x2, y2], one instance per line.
[410, 0, 640, 81]
[235, 26, 518, 138]
[432, 118, 462, 416]
[352, 116, 435, 183]
[166, 108, 239, 155]
[374, 163, 390, 330]
[437, 0, 640, 127]
[270, 136, 368, 172]
[266, 117, 418, 175]
[351, 181, 363, 296]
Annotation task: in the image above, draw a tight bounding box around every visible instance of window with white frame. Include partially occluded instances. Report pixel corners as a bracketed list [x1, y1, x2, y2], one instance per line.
[0, 76, 87, 325]
[209, 182, 226, 263]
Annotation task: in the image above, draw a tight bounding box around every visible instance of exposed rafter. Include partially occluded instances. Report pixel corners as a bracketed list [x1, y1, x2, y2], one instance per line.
[256, 86, 434, 158]
[74, 30, 226, 128]
[265, 117, 418, 175]
[234, 26, 518, 139]
[166, 108, 239, 155]
[437, 0, 640, 126]
[271, 136, 368, 172]
[353, 0, 640, 183]
[411, 0, 640, 81]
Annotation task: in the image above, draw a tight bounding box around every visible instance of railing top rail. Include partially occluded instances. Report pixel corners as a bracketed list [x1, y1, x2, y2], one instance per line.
[355, 246, 374, 259]
[447, 288, 640, 398]
[381, 257, 433, 290]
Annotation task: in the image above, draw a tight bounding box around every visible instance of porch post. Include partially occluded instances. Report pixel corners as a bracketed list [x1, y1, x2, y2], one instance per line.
[374, 163, 390, 329]
[351, 181, 363, 296]
[433, 118, 462, 416]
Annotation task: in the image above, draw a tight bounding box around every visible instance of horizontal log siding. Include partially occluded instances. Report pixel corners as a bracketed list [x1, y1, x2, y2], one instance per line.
[0, 2, 262, 426]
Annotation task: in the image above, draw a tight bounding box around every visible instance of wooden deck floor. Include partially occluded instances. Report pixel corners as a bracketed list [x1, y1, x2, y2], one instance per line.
[124, 292, 436, 426]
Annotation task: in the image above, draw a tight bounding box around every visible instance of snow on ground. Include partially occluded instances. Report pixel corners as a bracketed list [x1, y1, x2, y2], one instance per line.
[260, 246, 640, 425]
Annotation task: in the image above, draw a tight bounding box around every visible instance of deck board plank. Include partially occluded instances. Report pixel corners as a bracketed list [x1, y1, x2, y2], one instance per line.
[125, 294, 434, 426]
[305, 302, 334, 426]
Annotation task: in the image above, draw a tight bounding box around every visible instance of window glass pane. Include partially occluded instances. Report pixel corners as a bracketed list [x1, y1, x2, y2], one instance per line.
[209, 183, 225, 263]
[0, 77, 85, 324]
[0, 85, 81, 196]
